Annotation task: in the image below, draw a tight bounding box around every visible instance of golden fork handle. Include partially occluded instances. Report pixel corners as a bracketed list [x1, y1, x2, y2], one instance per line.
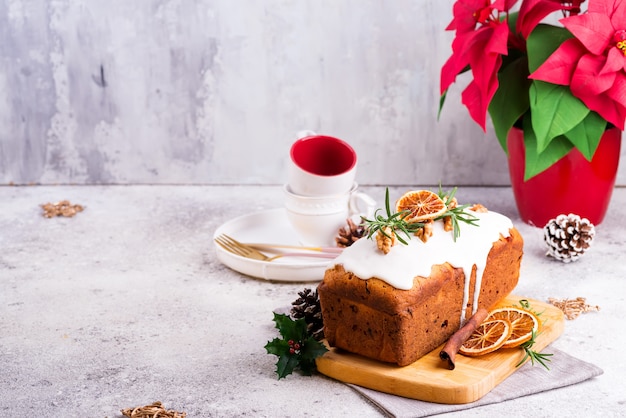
[247, 243, 343, 253]
[265, 252, 339, 262]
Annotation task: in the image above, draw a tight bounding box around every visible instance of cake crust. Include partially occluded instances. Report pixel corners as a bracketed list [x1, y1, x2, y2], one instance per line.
[318, 228, 523, 366]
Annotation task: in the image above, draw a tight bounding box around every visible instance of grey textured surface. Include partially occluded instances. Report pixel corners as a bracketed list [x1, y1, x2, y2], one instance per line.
[1, 185, 625, 417]
[6, 0, 623, 187]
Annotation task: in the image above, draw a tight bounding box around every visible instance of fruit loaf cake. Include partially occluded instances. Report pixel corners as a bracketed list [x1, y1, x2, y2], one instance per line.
[318, 192, 523, 366]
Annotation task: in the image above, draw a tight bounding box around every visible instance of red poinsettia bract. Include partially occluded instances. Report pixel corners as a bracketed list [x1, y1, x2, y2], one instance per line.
[441, 1, 511, 130]
[517, 0, 581, 38]
[530, 0, 626, 129]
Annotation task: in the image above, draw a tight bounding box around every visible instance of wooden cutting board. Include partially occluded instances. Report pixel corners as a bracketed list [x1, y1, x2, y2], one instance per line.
[316, 296, 564, 404]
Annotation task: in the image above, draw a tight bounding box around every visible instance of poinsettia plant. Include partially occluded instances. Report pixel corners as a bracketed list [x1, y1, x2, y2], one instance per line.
[440, 0, 625, 179]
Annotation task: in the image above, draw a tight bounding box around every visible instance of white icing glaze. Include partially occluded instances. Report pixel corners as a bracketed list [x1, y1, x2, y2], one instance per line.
[331, 210, 513, 324]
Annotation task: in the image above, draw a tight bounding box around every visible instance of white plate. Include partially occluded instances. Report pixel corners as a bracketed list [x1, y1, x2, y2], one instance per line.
[213, 208, 335, 282]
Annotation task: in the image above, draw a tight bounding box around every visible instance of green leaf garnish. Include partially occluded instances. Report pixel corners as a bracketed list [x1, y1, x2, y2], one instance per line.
[435, 186, 479, 241]
[515, 329, 553, 370]
[362, 187, 480, 245]
[515, 299, 553, 370]
[264, 313, 328, 379]
[361, 188, 423, 245]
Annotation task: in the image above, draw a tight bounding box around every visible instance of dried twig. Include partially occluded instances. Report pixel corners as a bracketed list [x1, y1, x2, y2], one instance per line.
[120, 401, 186, 418]
[548, 297, 600, 320]
[41, 200, 84, 218]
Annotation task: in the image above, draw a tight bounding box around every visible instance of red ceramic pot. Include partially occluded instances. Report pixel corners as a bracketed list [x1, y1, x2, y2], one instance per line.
[507, 127, 622, 227]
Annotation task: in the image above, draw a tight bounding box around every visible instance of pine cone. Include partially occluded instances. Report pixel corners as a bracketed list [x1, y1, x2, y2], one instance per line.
[544, 213, 595, 263]
[335, 218, 367, 247]
[290, 288, 324, 341]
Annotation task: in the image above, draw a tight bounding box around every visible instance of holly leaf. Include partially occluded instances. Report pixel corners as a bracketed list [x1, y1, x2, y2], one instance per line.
[299, 336, 328, 375]
[301, 336, 329, 361]
[264, 337, 289, 357]
[265, 338, 299, 379]
[272, 312, 308, 341]
[275, 353, 301, 379]
[298, 360, 317, 376]
[265, 313, 328, 379]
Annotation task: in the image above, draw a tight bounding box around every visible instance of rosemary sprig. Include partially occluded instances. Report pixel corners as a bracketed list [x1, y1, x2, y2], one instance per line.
[516, 329, 553, 370]
[362, 188, 423, 245]
[435, 186, 479, 241]
[516, 299, 552, 370]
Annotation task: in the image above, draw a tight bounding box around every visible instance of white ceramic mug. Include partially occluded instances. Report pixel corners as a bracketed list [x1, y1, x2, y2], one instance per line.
[288, 132, 357, 196]
[284, 183, 376, 246]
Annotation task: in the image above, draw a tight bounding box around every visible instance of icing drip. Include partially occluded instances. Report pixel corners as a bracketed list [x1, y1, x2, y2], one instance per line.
[331, 210, 513, 324]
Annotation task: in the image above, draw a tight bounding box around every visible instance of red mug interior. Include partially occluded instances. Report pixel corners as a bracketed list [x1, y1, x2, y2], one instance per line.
[290, 135, 356, 176]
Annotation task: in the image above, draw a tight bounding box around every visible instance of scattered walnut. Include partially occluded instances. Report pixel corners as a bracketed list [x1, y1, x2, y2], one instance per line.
[470, 203, 488, 213]
[443, 216, 453, 232]
[415, 220, 434, 243]
[41, 200, 84, 218]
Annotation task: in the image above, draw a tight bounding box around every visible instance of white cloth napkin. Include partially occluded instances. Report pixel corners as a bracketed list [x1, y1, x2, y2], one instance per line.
[347, 347, 602, 418]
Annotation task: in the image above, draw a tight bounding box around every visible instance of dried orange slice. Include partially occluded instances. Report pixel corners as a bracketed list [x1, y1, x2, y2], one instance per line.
[395, 190, 447, 222]
[486, 307, 540, 348]
[459, 319, 512, 357]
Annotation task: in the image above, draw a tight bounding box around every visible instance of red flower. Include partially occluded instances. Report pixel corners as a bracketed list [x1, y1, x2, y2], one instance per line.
[441, 1, 512, 130]
[517, 1, 576, 38]
[530, 0, 626, 129]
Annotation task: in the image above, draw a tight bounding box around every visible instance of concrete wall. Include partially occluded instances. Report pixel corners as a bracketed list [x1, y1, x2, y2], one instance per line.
[1, 0, 624, 186]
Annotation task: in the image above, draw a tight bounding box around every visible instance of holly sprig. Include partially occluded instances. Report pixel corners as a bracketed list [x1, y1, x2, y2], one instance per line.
[264, 313, 328, 379]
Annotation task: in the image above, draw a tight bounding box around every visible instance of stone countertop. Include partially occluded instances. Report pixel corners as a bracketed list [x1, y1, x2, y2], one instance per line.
[1, 185, 624, 417]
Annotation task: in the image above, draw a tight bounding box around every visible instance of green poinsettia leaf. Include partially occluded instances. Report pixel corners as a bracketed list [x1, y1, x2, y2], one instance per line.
[525, 137, 574, 181]
[438, 89, 448, 121]
[527, 24, 573, 73]
[506, 10, 519, 29]
[564, 111, 606, 161]
[529, 80, 589, 153]
[439, 63, 471, 120]
[489, 56, 531, 152]
[522, 115, 573, 180]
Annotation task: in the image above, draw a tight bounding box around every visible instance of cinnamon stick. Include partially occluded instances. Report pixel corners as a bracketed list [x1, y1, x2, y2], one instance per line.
[439, 307, 489, 370]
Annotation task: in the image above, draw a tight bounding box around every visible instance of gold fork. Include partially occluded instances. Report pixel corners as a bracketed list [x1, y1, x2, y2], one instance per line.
[214, 234, 338, 262]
